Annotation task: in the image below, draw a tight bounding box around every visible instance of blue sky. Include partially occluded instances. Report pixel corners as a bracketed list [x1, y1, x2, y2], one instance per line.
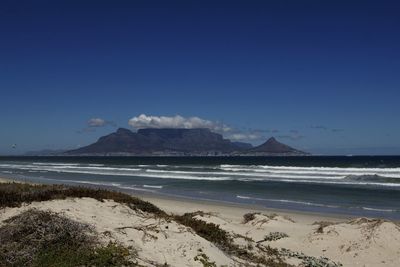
[1, 0, 400, 155]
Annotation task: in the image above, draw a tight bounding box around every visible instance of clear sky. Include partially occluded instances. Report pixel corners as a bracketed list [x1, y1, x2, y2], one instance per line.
[1, 0, 400, 155]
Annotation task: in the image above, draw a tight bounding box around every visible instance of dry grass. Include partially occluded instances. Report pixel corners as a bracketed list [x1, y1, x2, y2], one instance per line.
[0, 209, 137, 266]
[0, 182, 165, 216]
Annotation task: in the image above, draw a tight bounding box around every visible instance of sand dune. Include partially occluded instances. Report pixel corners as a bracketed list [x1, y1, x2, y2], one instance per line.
[1, 178, 399, 266]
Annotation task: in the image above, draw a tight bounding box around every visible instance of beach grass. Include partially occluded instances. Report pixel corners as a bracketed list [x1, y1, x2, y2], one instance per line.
[0, 182, 165, 216]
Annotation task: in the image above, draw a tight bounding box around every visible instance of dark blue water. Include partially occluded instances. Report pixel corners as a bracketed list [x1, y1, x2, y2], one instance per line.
[1, 156, 399, 220]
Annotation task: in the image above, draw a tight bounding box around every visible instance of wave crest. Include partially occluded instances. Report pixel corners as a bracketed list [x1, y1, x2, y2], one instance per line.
[344, 174, 400, 183]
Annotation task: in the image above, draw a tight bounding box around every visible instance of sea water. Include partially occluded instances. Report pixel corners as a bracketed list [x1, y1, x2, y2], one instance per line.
[1, 156, 399, 220]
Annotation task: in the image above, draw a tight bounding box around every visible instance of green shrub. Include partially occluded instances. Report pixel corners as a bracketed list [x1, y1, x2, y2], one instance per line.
[174, 212, 232, 248]
[36, 242, 136, 267]
[175, 212, 289, 267]
[0, 209, 137, 267]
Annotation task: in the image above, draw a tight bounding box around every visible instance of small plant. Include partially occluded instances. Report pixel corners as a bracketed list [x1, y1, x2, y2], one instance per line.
[313, 221, 337, 234]
[243, 212, 260, 223]
[280, 248, 342, 267]
[194, 253, 217, 267]
[257, 232, 289, 243]
[265, 213, 279, 220]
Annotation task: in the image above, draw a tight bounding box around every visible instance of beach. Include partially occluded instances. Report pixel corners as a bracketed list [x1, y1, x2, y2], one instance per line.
[1, 177, 399, 266]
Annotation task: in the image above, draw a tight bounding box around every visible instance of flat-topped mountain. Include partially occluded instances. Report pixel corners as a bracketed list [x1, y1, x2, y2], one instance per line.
[136, 128, 237, 153]
[67, 128, 245, 155]
[66, 128, 308, 156]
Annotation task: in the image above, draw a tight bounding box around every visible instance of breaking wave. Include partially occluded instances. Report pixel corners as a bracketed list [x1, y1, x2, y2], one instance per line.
[344, 174, 400, 183]
[1, 162, 400, 187]
[361, 207, 396, 212]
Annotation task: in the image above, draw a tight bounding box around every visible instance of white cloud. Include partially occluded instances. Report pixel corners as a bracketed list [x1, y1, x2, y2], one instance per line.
[227, 133, 261, 141]
[77, 118, 116, 133]
[128, 114, 231, 132]
[88, 118, 106, 127]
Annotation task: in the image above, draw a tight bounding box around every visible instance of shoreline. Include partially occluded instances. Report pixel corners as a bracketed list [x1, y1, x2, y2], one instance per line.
[0, 176, 357, 222]
[134, 190, 354, 222]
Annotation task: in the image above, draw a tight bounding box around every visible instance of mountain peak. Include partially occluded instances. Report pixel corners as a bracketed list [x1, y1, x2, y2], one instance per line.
[248, 137, 306, 155]
[266, 137, 278, 143]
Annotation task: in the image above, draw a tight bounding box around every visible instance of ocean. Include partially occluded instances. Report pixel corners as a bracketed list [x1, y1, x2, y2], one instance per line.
[1, 156, 399, 220]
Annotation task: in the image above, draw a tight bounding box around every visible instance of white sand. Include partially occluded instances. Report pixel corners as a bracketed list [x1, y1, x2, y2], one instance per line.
[142, 194, 400, 266]
[1, 179, 399, 266]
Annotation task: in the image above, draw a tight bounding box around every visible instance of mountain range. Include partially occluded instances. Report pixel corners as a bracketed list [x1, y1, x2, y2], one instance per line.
[65, 128, 307, 156]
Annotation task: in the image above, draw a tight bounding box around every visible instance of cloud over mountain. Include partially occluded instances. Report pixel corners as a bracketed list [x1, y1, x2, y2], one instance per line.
[77, 114, 307, 144]
[128, 114, 285, 143]
[128, 114, 231, 133]
[227, 133, 261, 141]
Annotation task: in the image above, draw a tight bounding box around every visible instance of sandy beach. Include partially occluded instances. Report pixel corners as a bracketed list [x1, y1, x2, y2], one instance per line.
[135, 193, 400, 266]
[1, 177, 399, 266]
